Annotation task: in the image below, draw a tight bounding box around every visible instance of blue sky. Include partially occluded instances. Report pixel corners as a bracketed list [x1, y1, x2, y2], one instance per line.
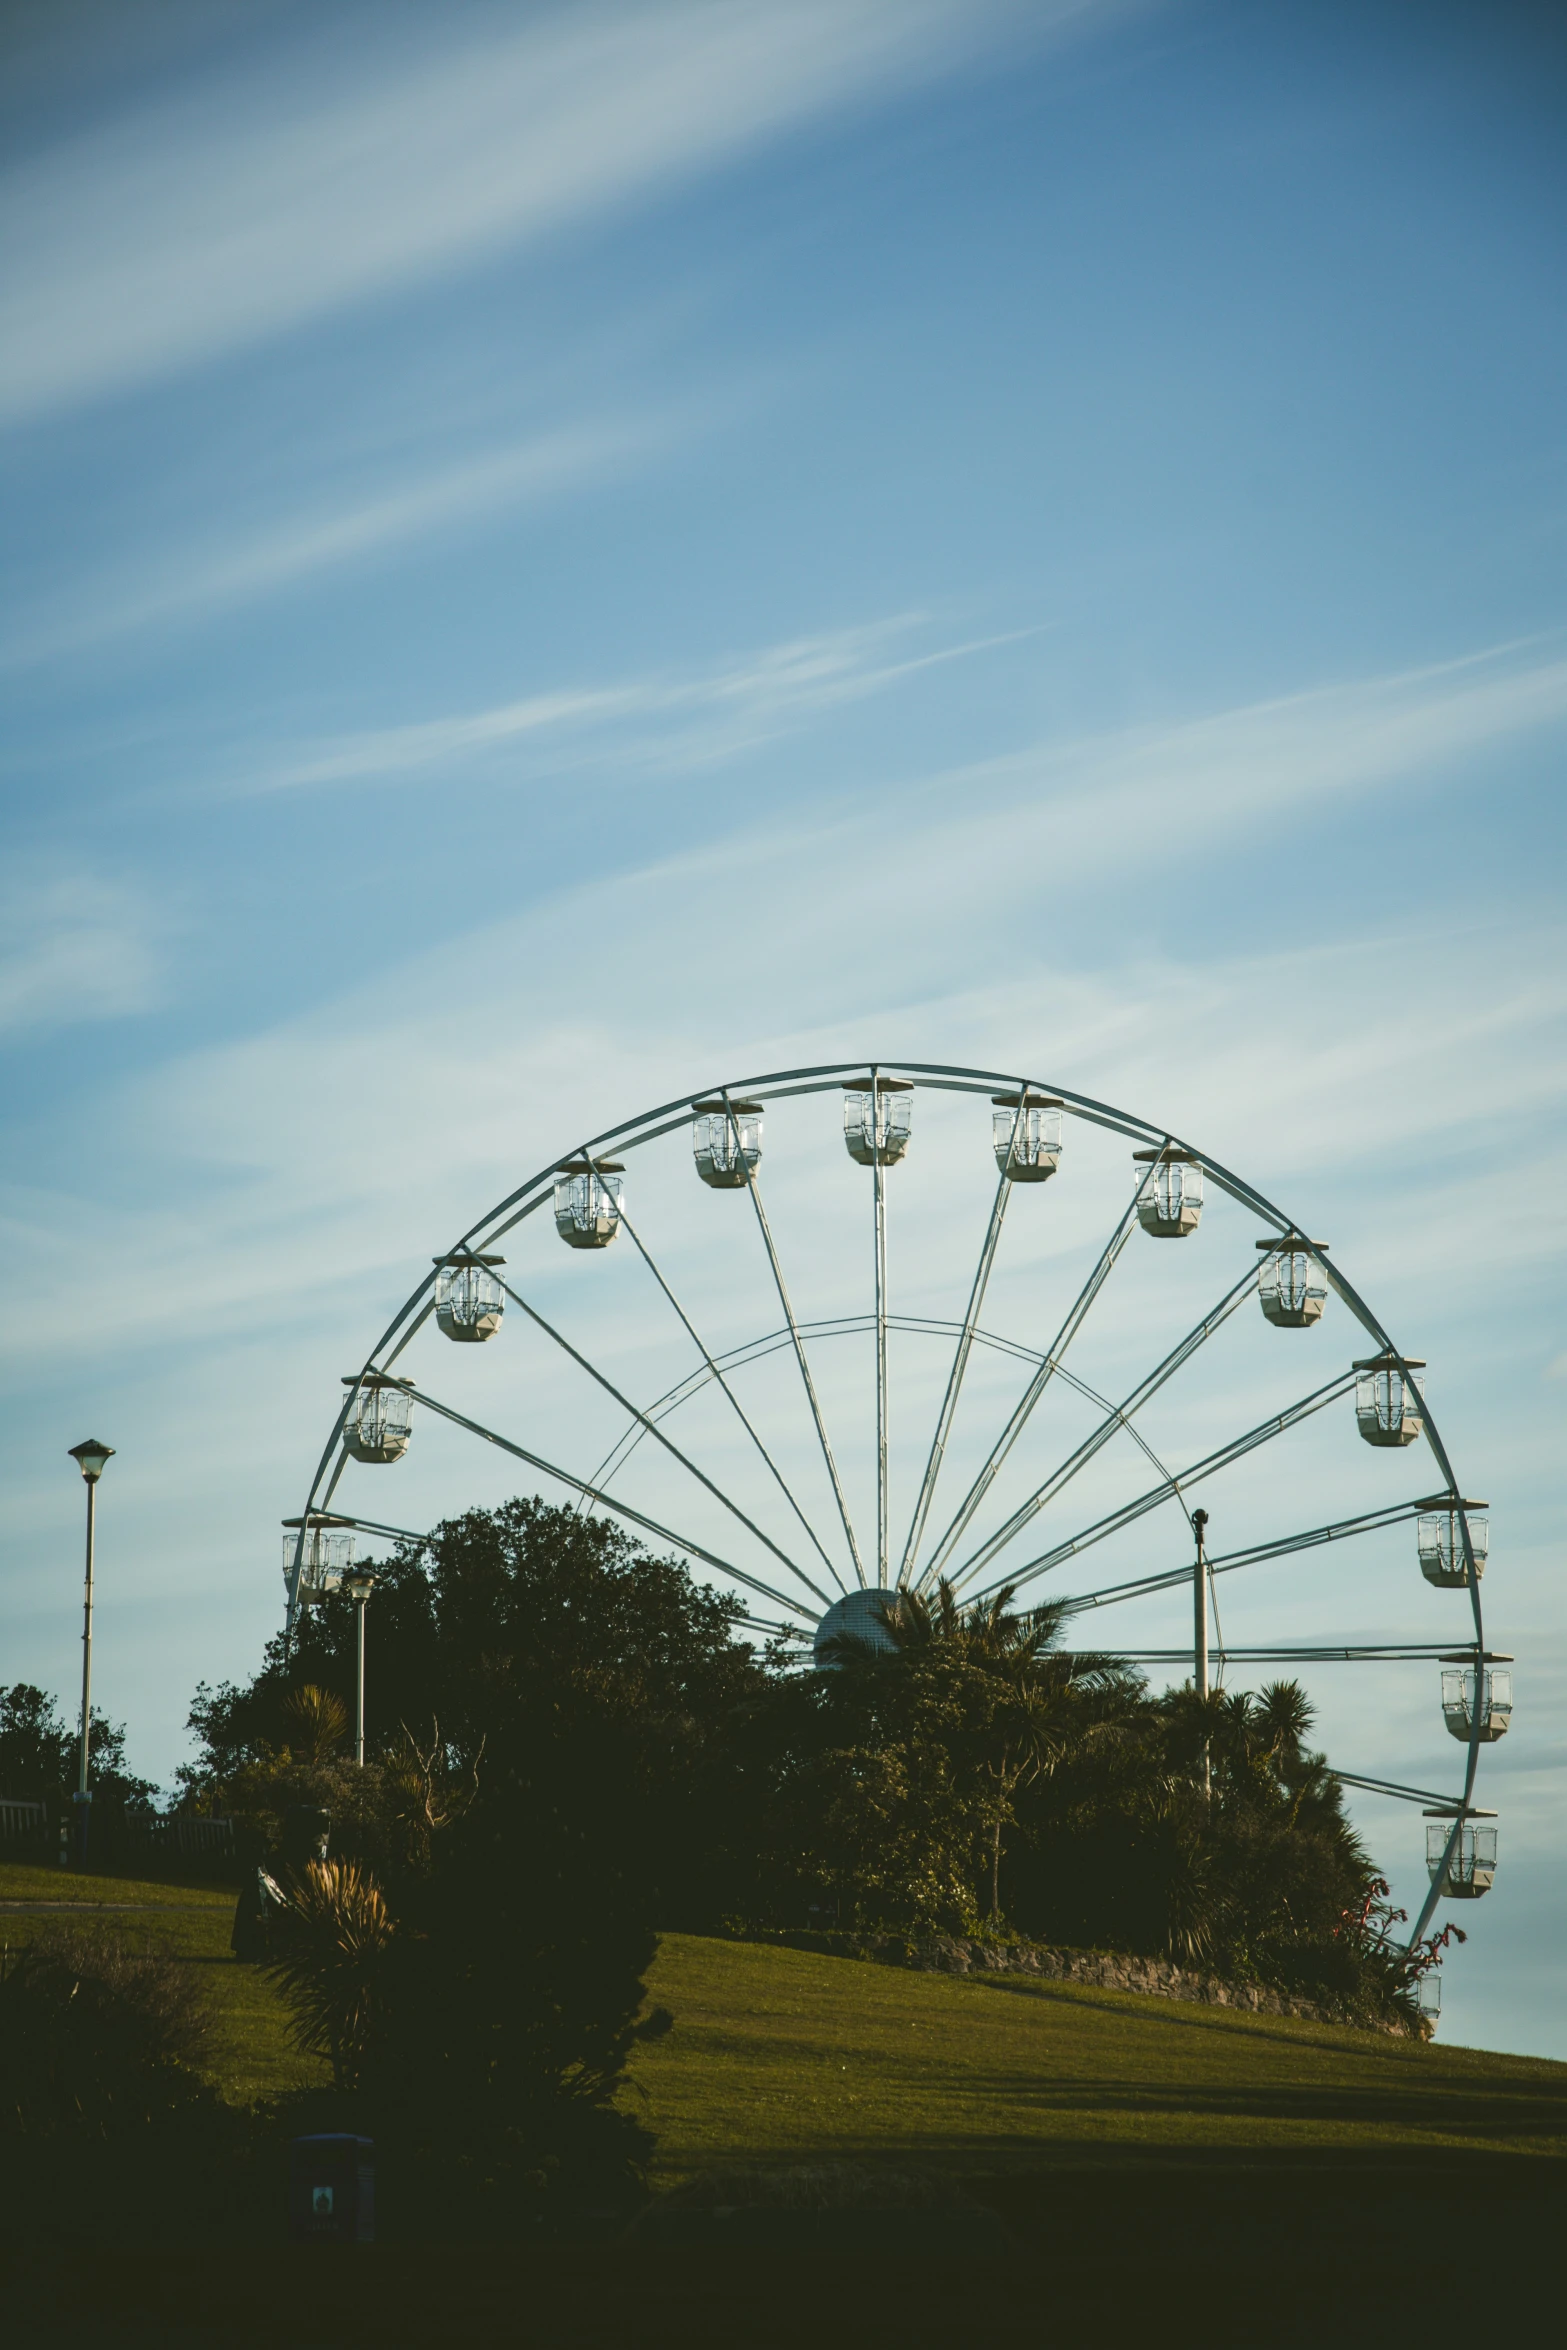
[3, 0, 1565, 2056]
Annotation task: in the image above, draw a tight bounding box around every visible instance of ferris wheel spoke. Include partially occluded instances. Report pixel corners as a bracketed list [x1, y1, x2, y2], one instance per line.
[399, 1378, 815, 1619]
[379, 1298, 435, 1371]
[304, 1511, 429, 1545]
[317, 1448, 353, 1514]
[1083, 1643, 1482, 1664]
[1062, 1497, 1434, 1617]
[964, 1368, 1357, 1606]
[495, 1279, 823, 1601]
[946, 1266, 1258, 1593]
[614, 1201, 846, 1603]
[581, 1320, 876, 1515]
[738, 1142, 869, 1589]
[1329, 1768, 1477, 1809]
[898, 1159, 1013, 1590]
[735, 1612, 809, 1642]
[917, 1169, 1146, 1591]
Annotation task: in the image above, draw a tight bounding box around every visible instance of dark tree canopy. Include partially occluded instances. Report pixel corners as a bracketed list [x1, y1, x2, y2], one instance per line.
[186, 1500, 1411, 2027]
[184, 1499, 766, 1913]
[0, 1683, 155, 1817]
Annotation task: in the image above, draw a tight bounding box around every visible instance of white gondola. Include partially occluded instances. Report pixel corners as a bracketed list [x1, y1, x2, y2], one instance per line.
[1133, 1146, 1203, 1236]
[281, 1516, 354, 1599]
[1417, 1499, 1488, 1588]
[553, 1160, 624, 1249]
[992, 1092, 1063, 1182]
[692, 1098, 762, 1189]
[1256, 1234, 1328, 1327]
[341, 1373, 414, 1463]
[1426, 1820, 1497, 1899]
[1354, 1352, 1424, 1447]
[1441, 1666, 1512, 1744]
[1417, 1974, 1441, 2020]
[842, 1078, 913, 1166]
[434, 1251, 505, 1341]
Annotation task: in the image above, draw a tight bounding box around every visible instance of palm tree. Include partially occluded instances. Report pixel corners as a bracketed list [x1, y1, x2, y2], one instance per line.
[824, 1580, 1134, 1923]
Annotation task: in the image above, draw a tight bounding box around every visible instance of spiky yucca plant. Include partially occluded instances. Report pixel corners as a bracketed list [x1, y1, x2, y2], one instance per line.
[267, 1858, 395, 2088]
[280, 1683, 349, 1764]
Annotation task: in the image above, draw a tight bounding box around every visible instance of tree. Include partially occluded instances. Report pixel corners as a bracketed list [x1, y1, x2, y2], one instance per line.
[804, 1581, 1138, 1929]
[182, 1499, 768, 1916]
[0, 1684, 156, 1817]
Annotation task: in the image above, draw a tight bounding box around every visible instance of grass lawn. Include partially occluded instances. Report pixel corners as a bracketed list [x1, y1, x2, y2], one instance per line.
[2, 1869, 1563, 2336]
[635, 1932, 1567, 2178]
[0, 1859, 324, 2105]
[7, 1862, 1564, 2176]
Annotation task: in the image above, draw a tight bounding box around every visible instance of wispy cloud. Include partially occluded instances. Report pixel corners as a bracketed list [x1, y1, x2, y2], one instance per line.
[8, 631, 1562, 1350]
[0, 869, 164, 1035]
[233, 629, 1567, 815]
[0, 0, 1087, 425]
[250, 619, 1048, 791]
[4, 419, 650, 666]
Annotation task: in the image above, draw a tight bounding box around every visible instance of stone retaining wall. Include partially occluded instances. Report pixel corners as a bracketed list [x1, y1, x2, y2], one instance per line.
[736, 1927, 1411, 2035]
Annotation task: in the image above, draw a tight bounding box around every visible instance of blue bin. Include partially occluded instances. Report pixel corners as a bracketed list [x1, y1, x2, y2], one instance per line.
[289, 2134, 375, 2243]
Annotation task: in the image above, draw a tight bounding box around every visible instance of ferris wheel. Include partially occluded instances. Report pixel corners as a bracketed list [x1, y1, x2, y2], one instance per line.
[283, 1062, 1506, 1959]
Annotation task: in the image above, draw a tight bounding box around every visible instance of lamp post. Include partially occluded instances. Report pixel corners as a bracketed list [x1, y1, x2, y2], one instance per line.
[343, 1569, 377, 1767]
[1192, 1506, 1211, 1802]
[67, 1440, 115, 1867]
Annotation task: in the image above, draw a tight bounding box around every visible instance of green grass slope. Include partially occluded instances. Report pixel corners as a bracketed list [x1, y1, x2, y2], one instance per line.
[636, 1933, 1567, 2177]
[7, 1865, 1562, 2178]
[0, 1861, 323, 2104]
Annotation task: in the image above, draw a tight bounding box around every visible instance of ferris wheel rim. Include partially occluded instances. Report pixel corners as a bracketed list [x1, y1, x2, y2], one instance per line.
[285, 1059, 1496, 1952]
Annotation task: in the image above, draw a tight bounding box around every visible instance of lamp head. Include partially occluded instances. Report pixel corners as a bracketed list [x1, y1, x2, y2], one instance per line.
[68, 1440, 115, 1483]
[343, 1569, 378, 1604]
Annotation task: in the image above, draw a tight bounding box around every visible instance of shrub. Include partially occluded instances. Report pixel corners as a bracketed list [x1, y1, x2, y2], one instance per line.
[0, 1930, 262, 2246]
[0, 1929, 212, 2138]
[265, 1859, 397, 2089]
[261, 1793, 659, 2235]
[358, 1799, 657, 2232]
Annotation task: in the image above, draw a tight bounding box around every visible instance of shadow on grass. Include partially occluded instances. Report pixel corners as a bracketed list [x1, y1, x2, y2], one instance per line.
[967, 1983, 1559, 2077]
[892, 2061, 1567, 2144]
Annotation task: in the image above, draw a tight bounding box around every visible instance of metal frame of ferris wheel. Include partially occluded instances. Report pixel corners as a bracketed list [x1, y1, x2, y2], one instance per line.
[284, 1061, 1501, 1954]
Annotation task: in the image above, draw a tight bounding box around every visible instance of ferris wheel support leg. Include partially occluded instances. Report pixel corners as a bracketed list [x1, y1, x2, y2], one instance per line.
[737, 1140, 868, 1590]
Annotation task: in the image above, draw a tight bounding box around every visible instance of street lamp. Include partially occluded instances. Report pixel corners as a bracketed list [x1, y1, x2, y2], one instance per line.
[1192, 1506, 1211, 1803]
[342, 1569, 377, 1767]
[67, 1439, 115, 1867]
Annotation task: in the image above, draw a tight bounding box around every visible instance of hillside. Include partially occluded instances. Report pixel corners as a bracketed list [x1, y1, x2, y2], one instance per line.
[637, 1931, 1567, 2176]
[5, 1864, 1560, 2171]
